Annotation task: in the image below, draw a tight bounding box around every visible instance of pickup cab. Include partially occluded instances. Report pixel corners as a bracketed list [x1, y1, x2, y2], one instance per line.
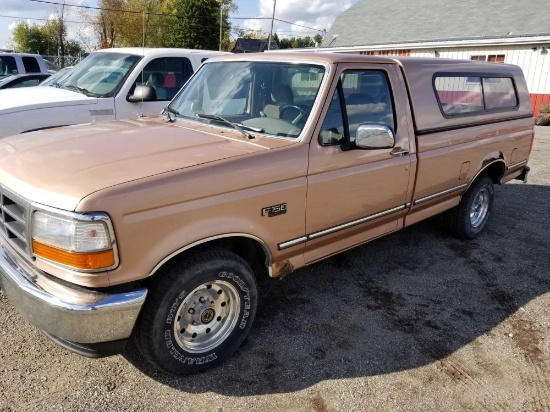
[0, 52, 50, 77]
[0, 48, 226, 138]
[0, 53, 533, 375]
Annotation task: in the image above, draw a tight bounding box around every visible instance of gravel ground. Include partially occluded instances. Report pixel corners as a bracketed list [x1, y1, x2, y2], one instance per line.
[1, 127, 549, 412]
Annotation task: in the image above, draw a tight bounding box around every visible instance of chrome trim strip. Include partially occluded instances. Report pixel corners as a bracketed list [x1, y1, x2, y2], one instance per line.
[507, 160, 528, 170]
[148, 233, 273, 278]
[413, 184, 468, 205]
[278, 236, 308, 251]
[308, 205, 407, 240]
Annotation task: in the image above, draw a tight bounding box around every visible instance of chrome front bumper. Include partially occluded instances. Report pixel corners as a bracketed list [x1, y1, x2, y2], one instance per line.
[0, 241, 147, 346]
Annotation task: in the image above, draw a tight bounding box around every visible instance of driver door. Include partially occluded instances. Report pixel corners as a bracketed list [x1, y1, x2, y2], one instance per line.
[115, 57, 194, 119]
[304, 63, 415, 264]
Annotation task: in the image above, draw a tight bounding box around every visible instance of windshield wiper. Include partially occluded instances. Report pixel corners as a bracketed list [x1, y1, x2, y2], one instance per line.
[64, 84, 100, 97]
[52, 81, 65, 89]
[162, 106, 180, 122]
[197, 114, 261, 139]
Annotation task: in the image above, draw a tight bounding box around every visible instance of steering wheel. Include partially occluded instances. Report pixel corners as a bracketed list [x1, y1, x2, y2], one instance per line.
[279, 104, 307, 125]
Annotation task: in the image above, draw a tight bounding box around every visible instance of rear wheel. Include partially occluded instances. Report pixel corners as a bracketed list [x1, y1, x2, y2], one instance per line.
[444, 174, 494, 239]
[137, 248, 258, 375]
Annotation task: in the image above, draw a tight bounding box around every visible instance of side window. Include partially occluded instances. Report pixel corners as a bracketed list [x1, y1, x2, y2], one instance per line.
[434, 75, 518, 116]
[134, 57, 194, 101]
[319, 90, 345, 145]
[319, 70, 395, 146]
[13, 78, 40, 88]
[341, 70, 395, 139]
[22, 57, 41, 73]
[435, 76, 483, 115]
[0, 56, 18, 76]
[483, 77, 518, 109]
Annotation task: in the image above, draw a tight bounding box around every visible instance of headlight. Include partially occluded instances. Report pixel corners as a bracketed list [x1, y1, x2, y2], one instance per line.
[31, 210, 117, 271]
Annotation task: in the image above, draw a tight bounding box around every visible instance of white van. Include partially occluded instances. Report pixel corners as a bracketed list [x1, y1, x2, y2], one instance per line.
[0, 48, 226, 138]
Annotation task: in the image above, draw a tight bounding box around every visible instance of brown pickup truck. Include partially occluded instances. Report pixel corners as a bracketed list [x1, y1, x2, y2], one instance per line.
[0, 53, 533, 375]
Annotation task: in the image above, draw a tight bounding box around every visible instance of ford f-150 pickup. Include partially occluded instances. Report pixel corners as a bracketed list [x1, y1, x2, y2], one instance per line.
[0, 52, 533, 375]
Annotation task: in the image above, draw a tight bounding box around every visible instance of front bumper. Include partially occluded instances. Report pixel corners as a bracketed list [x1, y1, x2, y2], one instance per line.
[0, 240, 147, 353]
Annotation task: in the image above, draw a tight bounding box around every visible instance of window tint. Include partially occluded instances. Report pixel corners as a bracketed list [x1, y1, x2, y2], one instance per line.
[0, 56, 18, 77]
[135, 57, 193, 101]
[435, 75, 518, 116]
[435, 76, 483, 115]
[483, 77, 518, 109]
[341, 70, 395, 139]
[22, 57, 41, 73]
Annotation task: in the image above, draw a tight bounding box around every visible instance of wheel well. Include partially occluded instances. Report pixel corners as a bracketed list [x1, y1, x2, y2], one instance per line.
[150, 236, 271, 280]
[478, 160, 505, 184]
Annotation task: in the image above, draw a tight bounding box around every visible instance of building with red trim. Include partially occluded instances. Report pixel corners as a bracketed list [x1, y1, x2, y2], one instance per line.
[316, 0, 550, 116]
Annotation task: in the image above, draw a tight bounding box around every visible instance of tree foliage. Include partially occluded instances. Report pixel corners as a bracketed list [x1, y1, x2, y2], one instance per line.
[10, 19, 84, 57]
[278, 36, 316, 49]
[233, 30, 322, 50]
[84, 0, 235, 50]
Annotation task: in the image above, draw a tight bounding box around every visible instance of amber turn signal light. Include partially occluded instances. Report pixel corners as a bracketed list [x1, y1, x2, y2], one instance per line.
[32, 240, 115, 270]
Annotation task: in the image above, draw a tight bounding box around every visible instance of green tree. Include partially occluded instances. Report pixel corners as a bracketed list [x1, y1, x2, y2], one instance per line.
[11, 21, 46, 54]
[10, 19, 84, 58]
[84, 0, 236, 50]
[278, 36, 316, 49]
[165, 0, 219, 49]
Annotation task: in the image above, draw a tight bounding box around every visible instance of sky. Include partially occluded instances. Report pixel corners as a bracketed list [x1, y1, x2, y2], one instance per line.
[0, 0, 358, 51]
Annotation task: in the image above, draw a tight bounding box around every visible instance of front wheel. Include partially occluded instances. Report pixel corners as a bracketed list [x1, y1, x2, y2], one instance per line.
[137, 248, 258, 375]
[443, 174, 494, 239]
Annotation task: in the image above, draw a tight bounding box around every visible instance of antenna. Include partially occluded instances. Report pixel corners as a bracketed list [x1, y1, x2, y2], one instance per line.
[139, 4, 145, 118]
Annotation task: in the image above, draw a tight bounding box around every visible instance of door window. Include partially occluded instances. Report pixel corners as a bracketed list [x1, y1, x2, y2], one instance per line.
[0, 56, 18, 77]
[22, 57, 41, 73]
[319, 70, 395, 146]
[12, 78, 41, 88]
[133, 57, 193, 101]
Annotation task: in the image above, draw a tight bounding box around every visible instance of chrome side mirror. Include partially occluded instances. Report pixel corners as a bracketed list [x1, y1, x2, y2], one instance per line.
[355, 124, 395, 149]
[127, 85, 157, 102]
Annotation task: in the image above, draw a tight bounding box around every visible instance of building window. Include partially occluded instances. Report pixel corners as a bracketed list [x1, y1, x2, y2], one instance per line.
[359, 50, 410, 57]
[488, 55, 505, 63]
[470, 55, 505, 63]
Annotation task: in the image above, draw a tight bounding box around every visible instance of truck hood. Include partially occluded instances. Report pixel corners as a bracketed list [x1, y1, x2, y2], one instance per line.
[0, 119, 272, 211]
[0, 86, 96, 114]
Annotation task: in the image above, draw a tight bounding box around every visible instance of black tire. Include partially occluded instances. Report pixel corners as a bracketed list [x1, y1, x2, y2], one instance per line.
[443, 174, 494, 239]
[137, 248, 258, 375]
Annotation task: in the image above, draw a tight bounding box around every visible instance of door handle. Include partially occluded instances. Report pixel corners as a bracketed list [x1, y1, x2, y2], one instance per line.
[390, 149, 409, 157]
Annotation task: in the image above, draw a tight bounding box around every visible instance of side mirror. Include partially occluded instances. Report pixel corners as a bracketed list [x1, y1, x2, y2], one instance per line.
[355, 124, 395, 149]
[127, 85, 157, 102]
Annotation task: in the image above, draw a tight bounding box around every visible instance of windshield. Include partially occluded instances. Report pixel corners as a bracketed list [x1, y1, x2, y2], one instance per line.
[61, 52, 141, 97]
[0, 56, 18, 79]
[41, 67, 72, 87]
[169, 61, 326, 138]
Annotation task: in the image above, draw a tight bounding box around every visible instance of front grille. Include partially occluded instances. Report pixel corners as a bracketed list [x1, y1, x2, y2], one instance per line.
[0, 186, 30, 256]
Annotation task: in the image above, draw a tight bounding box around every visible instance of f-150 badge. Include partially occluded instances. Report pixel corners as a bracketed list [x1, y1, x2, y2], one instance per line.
[261, 203, 287, 217]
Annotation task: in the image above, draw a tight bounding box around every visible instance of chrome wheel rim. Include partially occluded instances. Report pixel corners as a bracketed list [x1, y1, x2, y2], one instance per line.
[173, 280, 240, 353]
[470, 188, 490, 228]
